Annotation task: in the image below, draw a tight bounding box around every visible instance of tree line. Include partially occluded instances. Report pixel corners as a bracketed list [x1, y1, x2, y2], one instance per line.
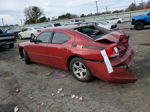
[24, 1, 150, 24]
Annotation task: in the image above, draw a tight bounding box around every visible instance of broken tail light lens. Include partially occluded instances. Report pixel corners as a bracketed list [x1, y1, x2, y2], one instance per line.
[110, 47, 119, 58]
[107, 46, 119, 58]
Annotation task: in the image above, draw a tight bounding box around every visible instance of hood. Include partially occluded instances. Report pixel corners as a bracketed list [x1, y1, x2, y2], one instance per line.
[132, 14, 145, 20]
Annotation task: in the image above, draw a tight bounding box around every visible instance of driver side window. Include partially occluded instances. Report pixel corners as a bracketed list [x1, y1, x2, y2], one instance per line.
[37, 32, 52, 43]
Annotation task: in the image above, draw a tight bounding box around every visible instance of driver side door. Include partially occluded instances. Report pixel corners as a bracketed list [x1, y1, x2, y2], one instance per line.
[28, 32, 52, 65]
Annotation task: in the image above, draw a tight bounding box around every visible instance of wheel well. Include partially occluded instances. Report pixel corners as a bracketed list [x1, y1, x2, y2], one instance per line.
[135, 20, 145, 24]
[19, 47, 24, 58]
[67, 55, 84, 71]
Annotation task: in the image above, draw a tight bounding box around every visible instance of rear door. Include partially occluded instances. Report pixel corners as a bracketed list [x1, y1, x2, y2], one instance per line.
[47, 31, 73, 69]
[28, 32, 52, 65]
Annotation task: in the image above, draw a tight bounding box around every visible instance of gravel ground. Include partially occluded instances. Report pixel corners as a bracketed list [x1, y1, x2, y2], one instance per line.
[0, 22, 150, 112]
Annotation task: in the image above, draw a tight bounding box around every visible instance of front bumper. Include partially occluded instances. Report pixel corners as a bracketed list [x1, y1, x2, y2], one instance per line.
[85, 47, 137, 83]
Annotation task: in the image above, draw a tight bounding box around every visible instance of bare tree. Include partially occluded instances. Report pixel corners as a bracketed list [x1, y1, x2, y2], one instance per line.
[24, 6, 43, 24]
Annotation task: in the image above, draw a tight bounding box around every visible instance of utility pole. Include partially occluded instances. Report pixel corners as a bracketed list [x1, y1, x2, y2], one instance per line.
[96, 1, 99, 15]
[141, 0, 144, 9]
[20, 19, 23, 25]
[105, 6, 108, 13]
[1, 18, 4, 26]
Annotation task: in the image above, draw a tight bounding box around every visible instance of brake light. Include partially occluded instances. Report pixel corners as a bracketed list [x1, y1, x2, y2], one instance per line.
[107, 46, 119, 58]
[37, 30, 41, 32]
[110, 47, 119, 57]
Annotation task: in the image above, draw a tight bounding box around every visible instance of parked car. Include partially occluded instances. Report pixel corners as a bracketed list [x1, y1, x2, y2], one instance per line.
[81, 22, 98, 26]
[109, 18, 124, 24]
[5, 29, 21, 39]
[19, 25, 137, 83]
[131, 11, 150, 30]
[81, 21, 118, 31]
[18, 26, 43, 39]
[44, 23, 61, 29]
[97, 21, 118, 31]
[0, 29, 16, 48]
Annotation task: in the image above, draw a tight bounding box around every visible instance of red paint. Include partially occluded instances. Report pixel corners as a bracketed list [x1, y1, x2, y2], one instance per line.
[19, 26, 137, 83]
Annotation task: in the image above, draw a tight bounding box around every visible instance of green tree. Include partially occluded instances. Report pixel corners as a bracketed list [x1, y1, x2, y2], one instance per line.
[24, 6, 43, 24]
[126, 3, 137, 11]
[37, 17, 48, 23]
[58, 13, 78, 19]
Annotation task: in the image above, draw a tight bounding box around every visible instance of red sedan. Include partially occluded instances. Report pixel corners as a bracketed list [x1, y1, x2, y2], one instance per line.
[19, 25, 137, 83]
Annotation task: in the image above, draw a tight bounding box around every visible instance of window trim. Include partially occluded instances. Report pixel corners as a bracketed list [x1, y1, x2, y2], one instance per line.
[51, 32, 71, 44]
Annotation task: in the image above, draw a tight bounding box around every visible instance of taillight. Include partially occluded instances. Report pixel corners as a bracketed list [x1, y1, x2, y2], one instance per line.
[107, 46, 119, 58]
[37, 30, 41, 32]
[110, 47, 119, 57]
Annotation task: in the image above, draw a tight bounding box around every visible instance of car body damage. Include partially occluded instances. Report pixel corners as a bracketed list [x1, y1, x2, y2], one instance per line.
[19, 25, 137, 83]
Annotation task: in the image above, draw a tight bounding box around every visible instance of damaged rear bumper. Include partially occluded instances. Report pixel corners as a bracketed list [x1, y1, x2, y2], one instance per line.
[85, 60, 137, 83]
[85, 47, 137, 83]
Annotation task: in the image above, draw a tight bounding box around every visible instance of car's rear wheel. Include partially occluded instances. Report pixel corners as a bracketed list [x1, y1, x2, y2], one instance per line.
[23, 49, 32, 64]
[134, 22, 144, 30]
[19, 34, 23, 40]
[9, 43, 14, 48]
[69, 58, 93, 82]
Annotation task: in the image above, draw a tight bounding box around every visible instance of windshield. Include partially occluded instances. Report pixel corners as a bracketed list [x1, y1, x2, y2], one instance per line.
[145, 11, 150, 15]
[74, 25, 110, 40]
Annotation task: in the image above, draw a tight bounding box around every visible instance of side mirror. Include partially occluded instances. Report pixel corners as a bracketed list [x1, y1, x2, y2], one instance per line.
[30, 39, 42, 43]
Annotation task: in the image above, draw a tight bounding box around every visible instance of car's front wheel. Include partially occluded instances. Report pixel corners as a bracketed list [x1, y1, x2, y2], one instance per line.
[69, 58, 93, 82]
[23, 49, 32, 64]
[134, 21, 144, 30]
[18, 34, 23, 40]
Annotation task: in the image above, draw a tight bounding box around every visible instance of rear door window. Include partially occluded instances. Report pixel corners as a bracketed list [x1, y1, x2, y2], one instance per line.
[52, 32, 70, 44]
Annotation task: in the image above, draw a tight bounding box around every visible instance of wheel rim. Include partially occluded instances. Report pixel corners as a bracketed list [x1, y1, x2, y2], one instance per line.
[72, 61, 87, 79]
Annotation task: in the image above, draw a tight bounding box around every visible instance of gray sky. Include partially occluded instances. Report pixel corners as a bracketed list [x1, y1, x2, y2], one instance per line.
[0, 0, 149, 25]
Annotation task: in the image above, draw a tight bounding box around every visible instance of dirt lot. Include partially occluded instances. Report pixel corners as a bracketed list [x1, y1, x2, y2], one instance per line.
[0, 22, 150, 112]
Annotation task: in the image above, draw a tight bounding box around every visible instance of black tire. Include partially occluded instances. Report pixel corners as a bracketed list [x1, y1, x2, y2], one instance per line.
[117, 21, 121, 24]
[69, 58, 93, 82]
[18, 34, 23, 40]
[134, 22, 144, 30]
[31, 34, 35, 39]
[9, 43, 14, 48]
[23, 49, 32, 64]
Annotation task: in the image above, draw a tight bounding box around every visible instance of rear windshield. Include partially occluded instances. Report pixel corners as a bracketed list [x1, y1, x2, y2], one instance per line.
[74, 25, 110, 40]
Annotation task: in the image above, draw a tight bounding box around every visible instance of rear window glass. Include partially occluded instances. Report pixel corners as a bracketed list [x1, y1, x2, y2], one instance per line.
[52, 32, 70, 44]
[74, 25, 110, 40]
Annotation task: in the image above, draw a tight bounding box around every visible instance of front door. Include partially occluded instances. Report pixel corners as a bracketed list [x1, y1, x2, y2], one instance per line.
[47, 31, 73, 69]
[28, 32, 52, 65]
